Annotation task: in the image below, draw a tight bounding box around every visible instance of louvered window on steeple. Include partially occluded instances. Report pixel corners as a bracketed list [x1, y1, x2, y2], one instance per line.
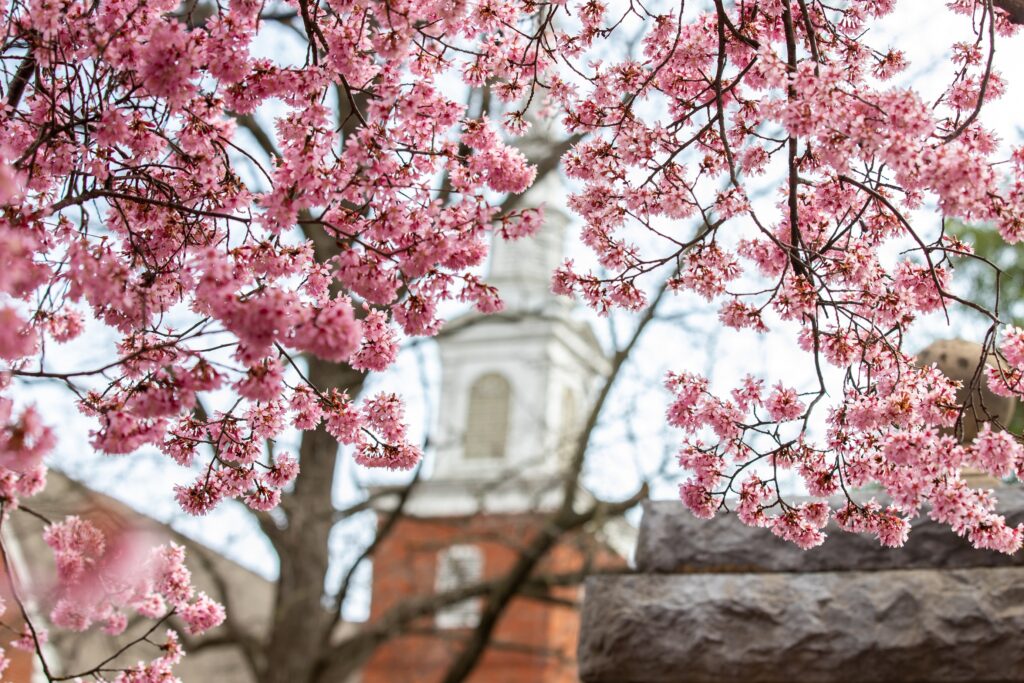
[464, 373, 511, 459]
[435, 544, 483, 629]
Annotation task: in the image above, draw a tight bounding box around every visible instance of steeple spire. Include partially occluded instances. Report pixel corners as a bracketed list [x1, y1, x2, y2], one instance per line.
[485, 171, 571, 313]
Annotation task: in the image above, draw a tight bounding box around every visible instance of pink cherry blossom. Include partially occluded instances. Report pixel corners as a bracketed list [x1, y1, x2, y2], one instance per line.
[179, 592, 226, 635]
[765, 384, 806, 422]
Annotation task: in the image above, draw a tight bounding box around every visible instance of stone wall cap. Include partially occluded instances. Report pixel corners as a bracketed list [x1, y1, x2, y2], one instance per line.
[636, 488, 1024, 574]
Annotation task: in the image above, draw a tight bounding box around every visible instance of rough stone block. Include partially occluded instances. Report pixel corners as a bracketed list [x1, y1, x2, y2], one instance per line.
[635, 489, 1024, 573]
[578, 568, 1024, 683]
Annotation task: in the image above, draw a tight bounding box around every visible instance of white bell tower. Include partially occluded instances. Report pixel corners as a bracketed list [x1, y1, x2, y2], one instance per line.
[408, 172, 610, 517]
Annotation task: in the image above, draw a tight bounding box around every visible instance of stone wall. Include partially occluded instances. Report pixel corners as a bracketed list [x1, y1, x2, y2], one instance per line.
[578, 493, 1024, 683]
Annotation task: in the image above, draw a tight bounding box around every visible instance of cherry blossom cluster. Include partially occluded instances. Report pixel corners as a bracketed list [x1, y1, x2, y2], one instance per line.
[0, 516, 223, 679]
[42, 517, 225, 636]
[0, 393, 51, 504]
[540, 0, 1024, 551]
[1, 0, 544, 524]
[669, 363, 1023, 552]
[1, 0, 547, 671]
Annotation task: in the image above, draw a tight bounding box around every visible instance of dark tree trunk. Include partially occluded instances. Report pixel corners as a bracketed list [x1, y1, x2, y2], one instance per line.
[259, 358, 365, 683]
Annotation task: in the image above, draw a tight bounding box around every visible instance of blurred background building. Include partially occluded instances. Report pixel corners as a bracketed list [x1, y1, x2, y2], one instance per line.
[364, 189, 633, 682]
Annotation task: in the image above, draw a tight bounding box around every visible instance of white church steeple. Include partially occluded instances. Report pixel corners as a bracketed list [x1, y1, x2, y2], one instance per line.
[485, 172, 573, 314]
[409, 172, 610, 516]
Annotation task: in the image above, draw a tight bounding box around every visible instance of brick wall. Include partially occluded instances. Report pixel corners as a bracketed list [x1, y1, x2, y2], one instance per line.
[363, 514, 623, 683]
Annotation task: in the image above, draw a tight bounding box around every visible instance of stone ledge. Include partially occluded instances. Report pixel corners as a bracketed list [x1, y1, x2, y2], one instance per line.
[635, 489, 1024, 574]
[578, 568, 1024, 683]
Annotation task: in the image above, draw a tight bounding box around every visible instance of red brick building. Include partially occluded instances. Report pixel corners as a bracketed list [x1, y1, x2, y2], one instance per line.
[364, 512, 627, 683]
